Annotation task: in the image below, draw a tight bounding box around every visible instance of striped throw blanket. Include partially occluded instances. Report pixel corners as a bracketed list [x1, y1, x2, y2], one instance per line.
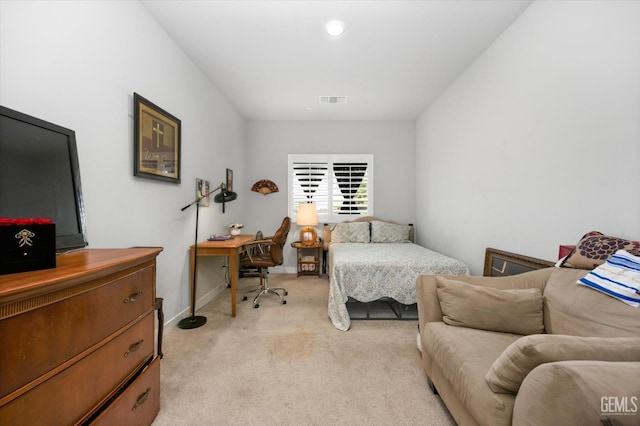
[579, 250, 640, 307]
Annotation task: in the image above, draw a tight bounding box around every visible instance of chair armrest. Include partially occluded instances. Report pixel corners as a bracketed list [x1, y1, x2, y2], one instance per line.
[241, 239, 277, 261]
[244, 238, 275, 247]
[416, 268, 554, 329]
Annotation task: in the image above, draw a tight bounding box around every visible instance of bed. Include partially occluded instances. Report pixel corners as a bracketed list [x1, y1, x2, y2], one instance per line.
[324, 217, 469, 331]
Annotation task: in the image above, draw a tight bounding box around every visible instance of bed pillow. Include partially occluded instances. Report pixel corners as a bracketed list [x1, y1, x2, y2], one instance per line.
[560, 231, 640, 270]
[370, 220, 411, 243]
[330, 222, 370, 243]
[485, 335, 640, 394]
[435, 277, 544, 335]
[578, 250, 640, 307]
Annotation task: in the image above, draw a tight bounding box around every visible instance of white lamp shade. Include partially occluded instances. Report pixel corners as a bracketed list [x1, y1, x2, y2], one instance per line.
[296, 203, 318, 226]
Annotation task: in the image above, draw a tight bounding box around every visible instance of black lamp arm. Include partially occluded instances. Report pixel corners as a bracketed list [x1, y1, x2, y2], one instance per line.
[180, 183, 225, 211]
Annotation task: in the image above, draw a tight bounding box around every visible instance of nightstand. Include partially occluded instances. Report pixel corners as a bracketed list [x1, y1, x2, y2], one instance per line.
[291, 241, 323, 277]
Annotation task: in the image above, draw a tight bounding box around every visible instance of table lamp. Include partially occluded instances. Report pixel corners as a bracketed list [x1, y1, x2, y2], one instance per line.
[296, 203, 318, 246]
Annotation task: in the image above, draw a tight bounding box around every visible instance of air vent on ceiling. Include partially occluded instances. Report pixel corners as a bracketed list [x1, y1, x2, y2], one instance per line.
[319, 96, 348, 104]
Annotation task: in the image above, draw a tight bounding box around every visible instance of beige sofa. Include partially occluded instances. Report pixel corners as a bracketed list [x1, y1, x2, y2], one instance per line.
[416, 267, 640, 426]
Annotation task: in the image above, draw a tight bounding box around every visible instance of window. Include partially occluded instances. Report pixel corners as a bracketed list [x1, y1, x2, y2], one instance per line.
[288, 154, 373, 223]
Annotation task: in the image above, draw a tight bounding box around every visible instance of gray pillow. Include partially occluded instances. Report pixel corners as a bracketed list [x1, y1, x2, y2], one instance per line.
[370, 220, 411, 243]
[331, 222, 370, 243]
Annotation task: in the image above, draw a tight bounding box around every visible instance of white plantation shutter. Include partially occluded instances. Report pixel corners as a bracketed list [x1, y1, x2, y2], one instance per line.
[290, 159, 329, 218]
[332, 162, 369, 216]
[289, 154, 373, 222]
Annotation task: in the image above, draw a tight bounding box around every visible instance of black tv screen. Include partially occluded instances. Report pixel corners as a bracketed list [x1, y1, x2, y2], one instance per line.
[0, 106, 88, 252]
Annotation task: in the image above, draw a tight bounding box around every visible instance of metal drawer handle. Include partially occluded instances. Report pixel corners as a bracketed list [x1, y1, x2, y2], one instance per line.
[132, 387, 151, 411]
[123, 290, 144, 304]
[124, 339, 144, 358]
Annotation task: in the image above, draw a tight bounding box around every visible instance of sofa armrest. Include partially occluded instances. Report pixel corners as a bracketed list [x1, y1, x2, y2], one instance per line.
[416, 268, 554, 329]
[451, 267, 554, 290]
[513, 361, 640, 426]
[486, 335, 640, 393]
[416, 274, 442, 326]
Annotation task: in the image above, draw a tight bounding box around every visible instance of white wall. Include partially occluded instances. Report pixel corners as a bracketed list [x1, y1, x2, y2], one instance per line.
[0, 1, 247, 324]
[416, 0, 640, 274]
[245, 121, 416, 271]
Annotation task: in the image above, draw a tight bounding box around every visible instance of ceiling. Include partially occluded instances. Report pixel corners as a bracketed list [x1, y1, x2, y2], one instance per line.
[140, 0, 532, 121]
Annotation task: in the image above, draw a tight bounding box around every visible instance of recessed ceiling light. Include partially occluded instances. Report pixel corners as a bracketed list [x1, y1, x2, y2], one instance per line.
[325, 20, 345, 37]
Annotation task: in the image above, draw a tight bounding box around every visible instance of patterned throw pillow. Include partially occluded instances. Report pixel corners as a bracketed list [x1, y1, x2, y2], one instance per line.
[330, 222, 370, 243]
[370, 220, 411, 243]
[561, 231, 640, 270]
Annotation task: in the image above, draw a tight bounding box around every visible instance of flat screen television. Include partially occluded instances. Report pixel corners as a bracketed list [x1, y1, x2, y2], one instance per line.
[0, 105, 88, 252]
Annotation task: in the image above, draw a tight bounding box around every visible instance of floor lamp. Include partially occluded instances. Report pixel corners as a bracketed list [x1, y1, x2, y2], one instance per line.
[178, 183, 237, 329]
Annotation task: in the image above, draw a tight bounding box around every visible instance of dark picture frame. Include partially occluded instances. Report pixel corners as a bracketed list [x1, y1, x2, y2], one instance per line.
[133, 93, 181, 183]
[226, 168, 233, 192]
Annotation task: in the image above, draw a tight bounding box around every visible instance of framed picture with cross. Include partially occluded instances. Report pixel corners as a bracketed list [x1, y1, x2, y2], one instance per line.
[133, 92, 182, 183]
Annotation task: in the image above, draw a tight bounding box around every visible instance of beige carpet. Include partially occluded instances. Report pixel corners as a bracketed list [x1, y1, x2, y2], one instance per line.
[152, 274, 455, 426]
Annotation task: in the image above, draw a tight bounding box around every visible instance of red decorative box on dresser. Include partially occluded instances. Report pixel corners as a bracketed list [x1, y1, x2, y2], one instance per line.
[0, 247, 162, 426]
[0, 218, 56, 275]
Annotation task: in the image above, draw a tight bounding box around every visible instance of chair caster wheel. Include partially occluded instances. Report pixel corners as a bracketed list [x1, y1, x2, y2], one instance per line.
[282, 300, 287, 304]
[254, 304, 259, 308]
[284, 291, 288, 296]
[242, 296, 247, 301]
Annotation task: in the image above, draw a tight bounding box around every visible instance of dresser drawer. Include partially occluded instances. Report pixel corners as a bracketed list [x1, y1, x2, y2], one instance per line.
[90, 356, 160, 426]
[0, 312, 154, 426]
[0, 266, 154, 398]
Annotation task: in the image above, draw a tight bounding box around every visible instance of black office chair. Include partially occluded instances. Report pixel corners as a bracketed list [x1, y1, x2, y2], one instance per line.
[240, 217, 290, 308]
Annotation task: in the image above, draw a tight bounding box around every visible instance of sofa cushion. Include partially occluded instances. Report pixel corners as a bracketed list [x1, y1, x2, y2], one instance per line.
[423, 322, 520, 426]
[543, 268, 640, 337]
[436, 277, 544, 335]
[485, 335, 640, 394]
[560, 231, 640, 269]
[330, 222, 370, 243]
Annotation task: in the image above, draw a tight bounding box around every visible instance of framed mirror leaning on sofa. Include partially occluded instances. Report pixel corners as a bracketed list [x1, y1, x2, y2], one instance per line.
[483, 247, 554, 277]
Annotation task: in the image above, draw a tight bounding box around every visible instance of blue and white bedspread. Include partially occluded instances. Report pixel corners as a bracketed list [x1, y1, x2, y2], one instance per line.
[328, 243, 469, 331]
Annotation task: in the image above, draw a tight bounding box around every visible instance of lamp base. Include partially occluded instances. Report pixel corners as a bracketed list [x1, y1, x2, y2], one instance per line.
[177, 315, 207, 329]
[300, 226, 317, 246]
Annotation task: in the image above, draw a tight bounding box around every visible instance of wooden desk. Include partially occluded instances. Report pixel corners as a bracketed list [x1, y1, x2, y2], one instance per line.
[190, 235, 256, 317]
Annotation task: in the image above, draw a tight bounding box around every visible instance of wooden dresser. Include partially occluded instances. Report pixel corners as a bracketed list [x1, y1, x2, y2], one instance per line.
[0, 248, 163, 425]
